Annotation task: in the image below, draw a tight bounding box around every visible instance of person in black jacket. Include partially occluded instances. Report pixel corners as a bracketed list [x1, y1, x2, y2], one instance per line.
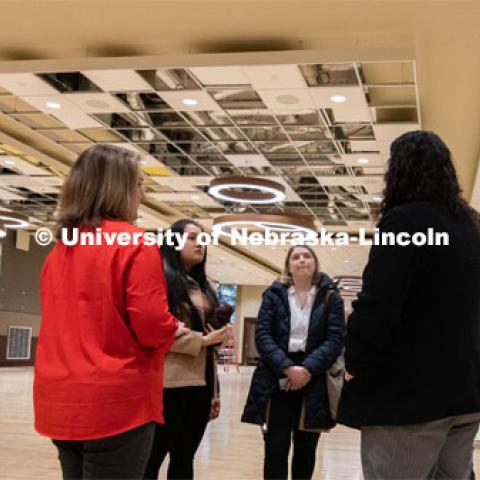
[242, 245, 345, 480]
[338, 130, 480, 479]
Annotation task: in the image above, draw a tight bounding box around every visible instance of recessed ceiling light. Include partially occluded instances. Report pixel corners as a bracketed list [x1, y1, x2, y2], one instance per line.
[46, 101, 61, 110]
[182, 98, 198, 106]
[331, 95, 346, 103]
[357, 158, 369, 164]
[4, 159, 16, 166]
[343, 259, 349, 263]
[372, 196, 383, 202]
[191, 195, 200, 200]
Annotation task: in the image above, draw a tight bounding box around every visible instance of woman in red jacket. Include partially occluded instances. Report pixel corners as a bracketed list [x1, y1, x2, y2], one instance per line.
[33, 144, 181, 479]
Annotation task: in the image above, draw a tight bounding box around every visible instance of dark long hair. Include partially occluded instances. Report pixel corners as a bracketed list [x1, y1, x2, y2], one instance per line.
[381, 131, 479, 225]
[160, 219, 218, 332]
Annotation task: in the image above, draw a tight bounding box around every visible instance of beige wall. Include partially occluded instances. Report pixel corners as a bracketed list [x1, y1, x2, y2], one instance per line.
[0, 231, 50, 339]
[235, 285, 266, 364]
[0, 311, 41, 336]
[0, 232, 51, 316]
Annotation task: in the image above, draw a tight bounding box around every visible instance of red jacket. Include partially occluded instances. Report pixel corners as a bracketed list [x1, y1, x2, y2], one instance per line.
[34, 220, 178, 440]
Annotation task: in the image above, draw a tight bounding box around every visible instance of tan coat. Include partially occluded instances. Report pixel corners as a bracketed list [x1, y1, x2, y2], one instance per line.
[163, 280, 218, 398]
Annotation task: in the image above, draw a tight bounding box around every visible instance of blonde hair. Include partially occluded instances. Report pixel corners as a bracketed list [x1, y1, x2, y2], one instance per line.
[279, 244, 320, 286]
[56, 144, 142, 237]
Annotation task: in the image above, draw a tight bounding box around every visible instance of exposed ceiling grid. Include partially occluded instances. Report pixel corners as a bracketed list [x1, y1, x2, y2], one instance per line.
[0, 61, 420, 233]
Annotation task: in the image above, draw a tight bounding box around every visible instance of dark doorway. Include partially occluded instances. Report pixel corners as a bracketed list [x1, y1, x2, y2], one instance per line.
[242, 317, 259, 365]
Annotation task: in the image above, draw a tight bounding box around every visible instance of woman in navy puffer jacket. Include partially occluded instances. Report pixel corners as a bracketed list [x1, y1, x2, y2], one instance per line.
[242, 245, 345, 480]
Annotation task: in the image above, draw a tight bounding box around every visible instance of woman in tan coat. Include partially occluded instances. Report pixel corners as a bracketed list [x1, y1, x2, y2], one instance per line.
[144, 219, 231, 480]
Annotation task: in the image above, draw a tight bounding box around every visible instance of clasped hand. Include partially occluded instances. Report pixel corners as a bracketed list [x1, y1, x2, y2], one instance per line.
[283, 366, 311, 391]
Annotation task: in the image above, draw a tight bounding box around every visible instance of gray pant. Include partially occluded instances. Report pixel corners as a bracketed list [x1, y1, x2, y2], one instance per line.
[53, 422, 155, 479]
[361, 412, 480, 480]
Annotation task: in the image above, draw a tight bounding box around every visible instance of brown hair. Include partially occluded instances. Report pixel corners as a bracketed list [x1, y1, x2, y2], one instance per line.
[279, 245, 320, 286]
[55, 144, 142, 237]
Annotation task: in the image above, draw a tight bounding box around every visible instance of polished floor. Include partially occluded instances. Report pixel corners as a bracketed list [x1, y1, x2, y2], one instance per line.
[0, 366, 478, 479]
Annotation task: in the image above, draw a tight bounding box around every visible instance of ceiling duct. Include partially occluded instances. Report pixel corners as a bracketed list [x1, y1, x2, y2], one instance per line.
[210, 89, 265, 109]
[115, 92, 170, 110]
[227, 109, 276, 125]
[155, 69, 182, 90]
[276, 111, 321, 126]
[37, 72, 101, 93]
[300, 64, 358, 87]
[94, 112, 148, 129]
[184, 111, 232, 126]
[138, 69, 201, 91]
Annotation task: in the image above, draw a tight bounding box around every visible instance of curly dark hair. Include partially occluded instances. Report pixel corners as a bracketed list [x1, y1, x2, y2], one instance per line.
[381, 130, 479, 225]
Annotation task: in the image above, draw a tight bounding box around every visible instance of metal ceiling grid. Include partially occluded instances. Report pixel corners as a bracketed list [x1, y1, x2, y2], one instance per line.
[0, 61, 420, 227]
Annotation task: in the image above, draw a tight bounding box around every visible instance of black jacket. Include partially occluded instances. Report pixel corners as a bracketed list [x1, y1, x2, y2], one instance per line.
[338, 201, 480, 428]
[242, 273, 345, 429]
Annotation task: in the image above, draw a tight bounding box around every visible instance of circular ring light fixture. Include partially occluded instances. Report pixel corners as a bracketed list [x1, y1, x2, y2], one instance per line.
[0, 221, 8, 238]
[0, 212, 30, 229]
[208, 176, 286, 204]
[212, 213, 317, 238]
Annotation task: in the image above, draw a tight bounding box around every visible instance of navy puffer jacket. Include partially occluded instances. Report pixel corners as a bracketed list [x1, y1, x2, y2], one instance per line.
[241, 273, 345, 430]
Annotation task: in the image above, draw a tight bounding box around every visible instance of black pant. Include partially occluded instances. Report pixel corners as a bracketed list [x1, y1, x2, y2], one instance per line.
[263, 390, 320, 480]
[53, 422, 155, 479]
[143, 386, 211, 480]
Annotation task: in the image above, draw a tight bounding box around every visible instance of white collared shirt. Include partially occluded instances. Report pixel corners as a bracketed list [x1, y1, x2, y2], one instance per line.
[287, 284, 317, 352]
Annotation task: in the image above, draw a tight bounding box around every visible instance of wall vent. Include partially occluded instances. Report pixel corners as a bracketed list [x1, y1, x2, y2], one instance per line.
[6, 326, 32, 360]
